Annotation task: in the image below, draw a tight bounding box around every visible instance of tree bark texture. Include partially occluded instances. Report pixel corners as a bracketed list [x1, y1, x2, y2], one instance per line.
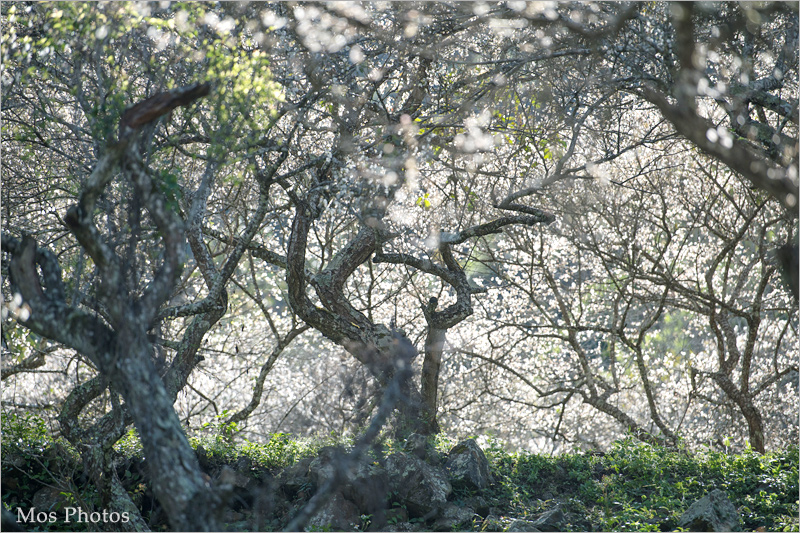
[2, 108, 222, 529]
[421, 327, 446, 434]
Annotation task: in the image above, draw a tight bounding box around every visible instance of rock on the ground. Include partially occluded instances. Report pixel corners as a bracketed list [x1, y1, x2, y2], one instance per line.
[386, 451, 452, 517]
[216, 466, 251, 489]
[431, 503, 476, 531]
[480, 514, 505, 532]
[532, 505, 564, 532]
[505, 518, 541, 532]
[308, 446, 341, 487]
[383, 520, 415, 532]
[342, 457, 390, 514]
[278, 455, 314, 498]
[445, 439, 494, 491]
[306, 491, 361, 531]
[307, 446, 389, 515]
[31, 486, 71, 513]
[404, 432, 429, 459]
[466, 495, 491, 517]
[679, 489, 741, 532]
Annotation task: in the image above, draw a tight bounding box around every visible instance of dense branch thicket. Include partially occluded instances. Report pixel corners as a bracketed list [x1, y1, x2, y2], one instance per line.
[2, 2, 797, 529]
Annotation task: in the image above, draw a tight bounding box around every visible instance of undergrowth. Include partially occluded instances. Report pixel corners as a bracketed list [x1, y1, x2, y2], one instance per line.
[483, 437, 799, 532]
[2, 413, 798, 532]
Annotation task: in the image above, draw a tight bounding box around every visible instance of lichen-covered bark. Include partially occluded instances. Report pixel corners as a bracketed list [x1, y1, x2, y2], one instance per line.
[285, 187, 428, 434]
[1, 95, 224, 528]
[287, 196, 393, 369]
[710, 371, 766, 453]
[3, 232, 220, 530]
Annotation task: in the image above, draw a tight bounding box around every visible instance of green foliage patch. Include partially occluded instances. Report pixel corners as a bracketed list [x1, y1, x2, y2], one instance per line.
[3, 416, 798, 532]
[486, 437, 799, 532]
[1, 414, 88, 531]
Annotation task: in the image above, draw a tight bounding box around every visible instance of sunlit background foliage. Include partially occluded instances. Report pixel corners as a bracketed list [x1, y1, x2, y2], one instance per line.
[2, 1, 797, 459]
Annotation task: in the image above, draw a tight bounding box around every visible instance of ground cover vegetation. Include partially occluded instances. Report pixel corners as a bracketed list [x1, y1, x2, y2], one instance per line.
[2, 414, 798, 531]
[1, 2, 797, 531]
